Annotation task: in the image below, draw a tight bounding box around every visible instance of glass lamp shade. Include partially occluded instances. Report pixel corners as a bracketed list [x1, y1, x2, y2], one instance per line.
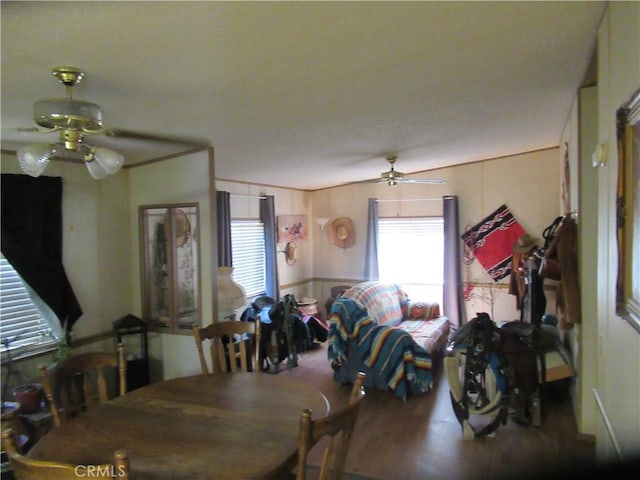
[17, 143, 53, 177]
[85, 158, 110, 179]
[93, 147, 124, 174]
[85, 147, 124, 179]
[217, 266, 247, 321]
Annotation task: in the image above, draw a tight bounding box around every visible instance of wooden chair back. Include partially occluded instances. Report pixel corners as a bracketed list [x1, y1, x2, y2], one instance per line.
[194, 320, 261, 374]
[1, 428, 130, 480]
[38, 343, 126, 428]
[295, 372, 366, 480]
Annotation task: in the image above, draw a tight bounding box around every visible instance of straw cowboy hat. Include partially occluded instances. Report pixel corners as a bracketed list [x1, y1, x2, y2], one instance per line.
[513, 233, 538, 253]
[330, 217, 355, 249]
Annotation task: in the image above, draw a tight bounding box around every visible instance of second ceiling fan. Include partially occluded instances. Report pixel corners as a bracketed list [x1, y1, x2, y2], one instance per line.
[365, 155, 446, 186]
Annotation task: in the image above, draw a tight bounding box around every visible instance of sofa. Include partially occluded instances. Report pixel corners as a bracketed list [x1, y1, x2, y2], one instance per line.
[326, 281, 450, 400]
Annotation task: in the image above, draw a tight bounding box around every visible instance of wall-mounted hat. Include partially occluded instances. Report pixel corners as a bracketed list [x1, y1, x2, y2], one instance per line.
[330, 217, 355, 249]
[513, 233, 538, 253]
[284, 241, 298, 265]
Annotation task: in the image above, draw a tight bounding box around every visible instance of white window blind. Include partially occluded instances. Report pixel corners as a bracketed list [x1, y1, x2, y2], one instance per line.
[230, 220, 266, 299]
[378, 217, 444, 304]
[0, 257, 56, 353]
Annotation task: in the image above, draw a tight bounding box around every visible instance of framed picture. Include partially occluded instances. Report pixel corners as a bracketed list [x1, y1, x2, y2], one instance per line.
[139, 203, 200, 331]
[615, 87, 640, 333]
[277, 214, 308, 243]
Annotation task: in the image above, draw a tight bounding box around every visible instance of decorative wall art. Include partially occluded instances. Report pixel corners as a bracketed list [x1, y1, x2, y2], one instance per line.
[329, 217, 355, 249]
[277, 214, 308, 243]
[461, 204, 526, 281]
[139, 203, 200, 331]
[615, 87, 640, 333]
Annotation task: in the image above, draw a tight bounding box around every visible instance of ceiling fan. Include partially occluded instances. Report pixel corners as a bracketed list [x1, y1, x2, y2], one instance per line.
[14, 66, 209, 179]
[364, 155, 446, 186]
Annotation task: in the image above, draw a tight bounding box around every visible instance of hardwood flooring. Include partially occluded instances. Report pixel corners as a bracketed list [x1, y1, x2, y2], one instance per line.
[278, 343, 596, 480]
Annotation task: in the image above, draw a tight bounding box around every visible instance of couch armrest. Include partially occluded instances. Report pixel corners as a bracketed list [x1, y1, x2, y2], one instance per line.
[404, 301, 441, 321]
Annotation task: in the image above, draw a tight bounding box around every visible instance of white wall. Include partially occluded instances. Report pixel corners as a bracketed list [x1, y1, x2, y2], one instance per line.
[311, 148, 561, 324]
[594, 2, 640, 463]
[575, 86, 599, 437]
[128, 151, 212, 381]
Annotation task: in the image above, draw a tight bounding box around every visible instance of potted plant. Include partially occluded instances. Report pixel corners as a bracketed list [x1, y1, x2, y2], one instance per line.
[12, 382, 43, 414]
[2, 331, 70, 416]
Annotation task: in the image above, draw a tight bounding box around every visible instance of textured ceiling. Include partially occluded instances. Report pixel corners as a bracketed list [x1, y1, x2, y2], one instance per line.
[1, 1, 604, 190]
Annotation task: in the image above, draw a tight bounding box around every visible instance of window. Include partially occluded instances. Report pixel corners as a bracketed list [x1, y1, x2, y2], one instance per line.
[0, 256, 56, 356]
[231, 220, 266, 299]
[378, 217, 444, 304]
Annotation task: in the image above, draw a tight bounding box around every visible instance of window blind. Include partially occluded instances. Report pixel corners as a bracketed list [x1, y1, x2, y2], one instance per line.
[230, 220, 266, 299]
[0, 257, 55, 353]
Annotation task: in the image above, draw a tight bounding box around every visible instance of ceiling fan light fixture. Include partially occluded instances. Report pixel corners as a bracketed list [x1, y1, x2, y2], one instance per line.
[84, 155, 110, 180]
[18, 66, 125, 180]
[91, 147, 124, 174]
[17, 143, 54, 177]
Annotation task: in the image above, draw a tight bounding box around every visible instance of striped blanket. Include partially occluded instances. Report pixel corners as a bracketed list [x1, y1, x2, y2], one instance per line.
[327, 297, 433, 400]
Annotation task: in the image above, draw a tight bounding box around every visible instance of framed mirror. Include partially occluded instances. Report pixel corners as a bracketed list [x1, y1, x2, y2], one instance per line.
[139, 203, 200, 331]
[615, 87, 640, 333]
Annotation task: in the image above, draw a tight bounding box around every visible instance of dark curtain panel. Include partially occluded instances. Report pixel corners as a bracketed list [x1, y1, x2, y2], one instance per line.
[443, 195, 465, 329]
[364, 198, 379, 281]
[260, 195, 280, 299]
[1, 174, 83, 332]
[216, 190, 232, 267]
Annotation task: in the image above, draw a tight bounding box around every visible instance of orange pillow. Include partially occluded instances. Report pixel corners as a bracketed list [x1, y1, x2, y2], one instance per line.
[406, 301, 440, 320]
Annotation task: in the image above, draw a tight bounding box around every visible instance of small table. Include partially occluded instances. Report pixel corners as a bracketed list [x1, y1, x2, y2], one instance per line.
[28, 374, 330, 479]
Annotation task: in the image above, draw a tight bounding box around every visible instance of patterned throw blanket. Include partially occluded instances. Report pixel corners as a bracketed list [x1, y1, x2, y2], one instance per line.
[461, 204, 525, 281]
[327, 298, 433, 400]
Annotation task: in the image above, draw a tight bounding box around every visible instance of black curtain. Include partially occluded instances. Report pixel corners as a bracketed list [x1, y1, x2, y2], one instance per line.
[216, 190, 232, 267]
[1, 174, 83, 332]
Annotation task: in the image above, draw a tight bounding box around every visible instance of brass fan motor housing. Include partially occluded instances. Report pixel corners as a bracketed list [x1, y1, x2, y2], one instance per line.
[34, 98, 104, 133]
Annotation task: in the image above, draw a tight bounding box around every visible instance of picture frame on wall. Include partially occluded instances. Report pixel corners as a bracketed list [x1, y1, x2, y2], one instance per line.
[277, 214, 308, 243]
[615, 87, 640, 334]
[139, 203, 200, 331]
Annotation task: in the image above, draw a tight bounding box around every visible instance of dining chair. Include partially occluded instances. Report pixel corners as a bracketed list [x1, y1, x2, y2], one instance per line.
[1, 428, 130, 480]
[294, 371, 366, 480]
[38, 343, 126, 428]
[193, 320, 261, 374]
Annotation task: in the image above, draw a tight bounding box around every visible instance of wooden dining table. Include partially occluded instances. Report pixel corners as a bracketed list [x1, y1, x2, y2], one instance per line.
[27, 373, 330, 479]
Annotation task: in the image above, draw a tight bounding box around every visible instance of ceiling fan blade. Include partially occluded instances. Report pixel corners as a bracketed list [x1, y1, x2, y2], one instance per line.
[102, 127, 210, 147]
[399, 178, 446, 185]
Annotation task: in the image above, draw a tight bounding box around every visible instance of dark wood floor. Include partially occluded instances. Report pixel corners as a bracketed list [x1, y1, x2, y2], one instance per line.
[278, 343, 596, 480]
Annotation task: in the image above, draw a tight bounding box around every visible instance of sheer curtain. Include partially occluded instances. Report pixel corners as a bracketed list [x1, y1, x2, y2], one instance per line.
[443, 195, 465, 329]
[260, 195, 280, 299]
[216, 190, 232, 267]
[1, 174, 83, 334]
[364, 198, 379, 281]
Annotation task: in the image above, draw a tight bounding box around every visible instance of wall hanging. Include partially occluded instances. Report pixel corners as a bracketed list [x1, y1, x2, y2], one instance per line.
[461, 204, 525, 281]
[615, 87, 640, 333]
[139, 203, 200, 331]
[277, 215, 307, 243]
[330, 217, 355, 249]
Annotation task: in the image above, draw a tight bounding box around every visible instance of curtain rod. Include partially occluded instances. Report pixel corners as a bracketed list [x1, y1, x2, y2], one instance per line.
[375, 198, 441, 203]
[230, 194, 267, 200]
